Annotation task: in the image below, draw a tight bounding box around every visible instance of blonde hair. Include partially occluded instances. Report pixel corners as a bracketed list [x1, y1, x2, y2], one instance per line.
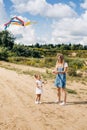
[56, 53, 64, 65]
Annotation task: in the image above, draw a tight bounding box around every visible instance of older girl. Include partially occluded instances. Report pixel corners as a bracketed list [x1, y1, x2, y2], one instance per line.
[53, 54, 68, 105]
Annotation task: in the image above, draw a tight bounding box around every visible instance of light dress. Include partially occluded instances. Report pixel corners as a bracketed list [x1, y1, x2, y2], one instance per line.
[36, 80, 43, 94]
[55, 62, 68, 88]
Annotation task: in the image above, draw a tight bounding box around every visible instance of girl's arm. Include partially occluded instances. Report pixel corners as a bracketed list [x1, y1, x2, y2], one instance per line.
[42, 80, 47, 84]
[58, 62, 68, 74]
[52, 63, 68, 74]
[36, 82, 40, 88]
[59, 67, 68, 74]
[60, 62, 68, 74]
[52, 65, 59, 74]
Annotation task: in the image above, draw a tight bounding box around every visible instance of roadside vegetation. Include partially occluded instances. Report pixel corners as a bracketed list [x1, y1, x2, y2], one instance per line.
[0, 30, 87, 82]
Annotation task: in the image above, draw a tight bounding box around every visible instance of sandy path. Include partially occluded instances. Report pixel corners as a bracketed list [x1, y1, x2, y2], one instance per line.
[0, 65, 87, 130]
[0, 61, 46, 73]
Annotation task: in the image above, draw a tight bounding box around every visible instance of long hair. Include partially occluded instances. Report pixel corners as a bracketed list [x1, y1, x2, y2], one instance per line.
[56, 53, 64, 66]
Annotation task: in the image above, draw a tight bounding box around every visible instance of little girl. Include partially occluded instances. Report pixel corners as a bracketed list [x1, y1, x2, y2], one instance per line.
[34, 74, 46, 104]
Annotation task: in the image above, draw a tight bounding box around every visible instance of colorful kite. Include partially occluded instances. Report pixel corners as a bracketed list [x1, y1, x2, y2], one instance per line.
[4, 16, 36, 30]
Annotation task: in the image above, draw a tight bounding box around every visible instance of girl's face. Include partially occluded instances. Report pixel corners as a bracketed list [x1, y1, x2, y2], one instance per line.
[37, 75, 41, 80]
[58, 55, 63, 63]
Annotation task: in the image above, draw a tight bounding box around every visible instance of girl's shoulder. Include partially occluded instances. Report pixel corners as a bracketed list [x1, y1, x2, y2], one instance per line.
[56, 62, 68, 68]
[36, 80, 39, 83]
[64, 62, 68, 67]
[36, 79, 42, 83]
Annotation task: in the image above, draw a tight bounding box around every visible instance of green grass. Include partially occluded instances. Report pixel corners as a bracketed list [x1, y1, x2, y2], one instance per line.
[0, 62, 55, 80]
[66, 88, 77, 94]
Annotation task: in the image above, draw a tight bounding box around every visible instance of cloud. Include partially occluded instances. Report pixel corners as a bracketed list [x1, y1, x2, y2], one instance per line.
[80, 0, 87, 9]
[9, 26, 36, 45]
[69, 1, 76, 8]
[0, 0, 8, 24]
[10, 0, 77, 18]
[0, 0, 8, 31]
[7, 16, 37, 45]
[6, 0, 79, 45]
[44, 3, 77, 18]
[51, 10, 87, 45]
[1, 0, 87, 45]
[0, 8, 37, 45]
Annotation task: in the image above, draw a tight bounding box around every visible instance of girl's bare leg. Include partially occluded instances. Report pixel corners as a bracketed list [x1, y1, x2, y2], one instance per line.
[38, 94, 41, 103]
[62, 88, 67, 103]
[35, 95, 39, 102]
[57, 87, 61, 102]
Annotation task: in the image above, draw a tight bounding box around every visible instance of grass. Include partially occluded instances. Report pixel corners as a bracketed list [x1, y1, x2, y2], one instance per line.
[67, 75, 87, 85]
[0, 60, 87, 85]
[66, 88, 77, 94]
[0, 64, 22, 73]
[22, 69, 55, 80]
[8, 56, 56, 68]
[0, 62, 55, 80]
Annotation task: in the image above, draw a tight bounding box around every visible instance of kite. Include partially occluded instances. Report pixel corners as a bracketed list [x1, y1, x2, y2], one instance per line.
[4, 16, 36, 30]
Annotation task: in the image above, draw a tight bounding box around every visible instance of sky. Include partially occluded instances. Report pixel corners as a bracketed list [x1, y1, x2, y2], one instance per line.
[0, 0, 87, 45]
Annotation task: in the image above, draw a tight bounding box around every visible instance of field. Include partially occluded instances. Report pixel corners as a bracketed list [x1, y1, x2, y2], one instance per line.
[0, 61, 87, 130]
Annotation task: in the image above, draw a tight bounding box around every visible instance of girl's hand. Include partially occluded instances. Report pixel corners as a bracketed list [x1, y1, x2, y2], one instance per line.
[44, 80, 47, 84]
[42, 80, 47, 84]
[52, 70, 58, 74]
[52, 70, 55, 73]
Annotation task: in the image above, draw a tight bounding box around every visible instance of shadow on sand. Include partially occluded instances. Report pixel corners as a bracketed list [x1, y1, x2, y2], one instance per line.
[66, 101, 87, 105]
[41, 101, 87, 105]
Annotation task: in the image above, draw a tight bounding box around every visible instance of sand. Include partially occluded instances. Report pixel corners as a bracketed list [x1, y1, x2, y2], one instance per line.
[0, 61, 87, 130]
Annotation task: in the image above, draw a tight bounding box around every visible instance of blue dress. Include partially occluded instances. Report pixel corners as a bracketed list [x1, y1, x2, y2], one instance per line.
[55, 66, 66, 88]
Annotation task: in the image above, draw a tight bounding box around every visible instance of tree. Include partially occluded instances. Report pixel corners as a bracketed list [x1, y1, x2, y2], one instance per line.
[35, 43, 41, 48]
[32, 50, 41, 58]
[12, 44, 32, 57]
[0, 30, 15, 50]
[0, 47, 8, 61]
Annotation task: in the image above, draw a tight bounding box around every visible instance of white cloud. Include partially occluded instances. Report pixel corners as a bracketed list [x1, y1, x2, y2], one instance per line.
[0, 0, 3, 4]
[1, 0, 87, 45]
[69, 1, 76, 8]
[10, 0, 46, 15]
[44, 3, 77, 18]
[6, 16, 36, 45]
[51, 10, 87, 45]
[0, 5, 7, 30]
[0, 0, 8, 25]
[10, 0, 77, 18]
[80, 0, 87, 9]
[8, 25, 36, 45]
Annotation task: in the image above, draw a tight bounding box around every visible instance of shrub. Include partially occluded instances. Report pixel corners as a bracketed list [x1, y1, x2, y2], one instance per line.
[0, 47, 8, 61]
[66, 88, 77, 94]
[69, 59, 84, 69]
[68, 68, 77, 76]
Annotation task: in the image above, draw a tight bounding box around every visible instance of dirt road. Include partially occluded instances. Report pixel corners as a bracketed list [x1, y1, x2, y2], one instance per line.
[0, 63, 87, 130]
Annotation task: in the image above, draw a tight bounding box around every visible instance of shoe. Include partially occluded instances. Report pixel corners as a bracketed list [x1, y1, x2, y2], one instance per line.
[55, 100, 59, 103]
[35, 101, 39, 104]
[38, 101, 42, 104]
[59, 102, 66, 106]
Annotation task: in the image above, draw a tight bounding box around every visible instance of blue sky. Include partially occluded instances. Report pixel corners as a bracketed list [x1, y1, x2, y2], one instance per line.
[0, 0, 87, 45]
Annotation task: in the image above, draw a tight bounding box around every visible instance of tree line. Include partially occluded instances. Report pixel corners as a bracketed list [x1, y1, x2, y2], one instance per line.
[0, 30, 87, 60]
